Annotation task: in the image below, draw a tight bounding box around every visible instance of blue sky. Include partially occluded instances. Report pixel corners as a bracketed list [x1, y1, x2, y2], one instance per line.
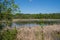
[15, 0, 60, 14]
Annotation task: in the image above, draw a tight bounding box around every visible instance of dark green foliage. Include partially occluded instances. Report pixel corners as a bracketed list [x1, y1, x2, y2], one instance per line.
[14, 13, 60, 19]
[0, 23, 3, 30]
[0, 0, 18, 20]
[0, 28, 17, 40]
[0, 0, 19, 29]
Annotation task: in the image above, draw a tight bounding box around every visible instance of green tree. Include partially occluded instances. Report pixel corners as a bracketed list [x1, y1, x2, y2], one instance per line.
[0, 0, 19, 29]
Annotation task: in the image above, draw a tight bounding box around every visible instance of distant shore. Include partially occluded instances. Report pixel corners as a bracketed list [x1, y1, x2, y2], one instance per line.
[13, 19, 60, 22]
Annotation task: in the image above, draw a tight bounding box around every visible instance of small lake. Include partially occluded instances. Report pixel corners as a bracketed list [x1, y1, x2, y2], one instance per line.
[1, 20, 60, 28]
[11, 21, 60, 27]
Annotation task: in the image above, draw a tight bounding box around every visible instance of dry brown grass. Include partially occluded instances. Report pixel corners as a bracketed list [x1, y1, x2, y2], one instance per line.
[16, 24, 60, 40]
[43, 24, 60, 40]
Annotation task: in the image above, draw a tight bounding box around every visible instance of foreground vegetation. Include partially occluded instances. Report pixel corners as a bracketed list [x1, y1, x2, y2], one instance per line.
[0, 24, 60, 40]
[0, 0, 18, 40]
[16, 24, 60, 40]
[0, 27, 17, 40]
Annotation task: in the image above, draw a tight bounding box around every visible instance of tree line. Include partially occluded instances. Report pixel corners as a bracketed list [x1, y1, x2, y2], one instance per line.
[13, 13, 60, 19]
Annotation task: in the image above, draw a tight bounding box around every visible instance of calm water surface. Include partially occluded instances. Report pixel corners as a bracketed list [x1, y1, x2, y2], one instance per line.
[12, 21, 60, 27]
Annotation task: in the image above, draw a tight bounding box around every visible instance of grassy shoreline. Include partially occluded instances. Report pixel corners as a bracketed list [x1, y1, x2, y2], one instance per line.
[13, 19, 60, 22]
[1, 24, 60, 40]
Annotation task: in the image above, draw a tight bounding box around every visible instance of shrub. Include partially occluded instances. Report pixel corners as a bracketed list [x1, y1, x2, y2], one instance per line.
[0, 28, 17, 40]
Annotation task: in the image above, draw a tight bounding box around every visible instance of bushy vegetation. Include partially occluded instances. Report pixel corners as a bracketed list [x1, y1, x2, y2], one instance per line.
[0, 28, 17, 40]
[0, 0, 18, 39]
[0, 0, 19, 28]
[13, 13, 60, 19]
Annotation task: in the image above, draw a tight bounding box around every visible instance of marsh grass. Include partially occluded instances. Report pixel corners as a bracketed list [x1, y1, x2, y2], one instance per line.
[51, 31, 60, 40]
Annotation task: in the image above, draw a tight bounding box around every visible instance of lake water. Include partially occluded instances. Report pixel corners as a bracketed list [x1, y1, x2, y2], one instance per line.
[11, 21, 60, 27]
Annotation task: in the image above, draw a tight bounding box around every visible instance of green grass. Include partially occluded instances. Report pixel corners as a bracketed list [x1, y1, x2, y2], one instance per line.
[0, 28, 17, 40]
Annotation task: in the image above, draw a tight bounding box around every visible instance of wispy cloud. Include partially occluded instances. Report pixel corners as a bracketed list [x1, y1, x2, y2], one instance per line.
[28, 0, 32, 2]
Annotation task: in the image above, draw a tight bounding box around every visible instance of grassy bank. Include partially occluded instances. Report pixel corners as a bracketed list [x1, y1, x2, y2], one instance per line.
[0, 24, 60, 40]
[16, 24, 60, 40]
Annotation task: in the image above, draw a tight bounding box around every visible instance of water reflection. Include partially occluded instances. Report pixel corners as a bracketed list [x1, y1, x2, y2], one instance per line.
[12, 23, 41, 27]
[12, 21, 60, 28]
[0, 20, 60, 28]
